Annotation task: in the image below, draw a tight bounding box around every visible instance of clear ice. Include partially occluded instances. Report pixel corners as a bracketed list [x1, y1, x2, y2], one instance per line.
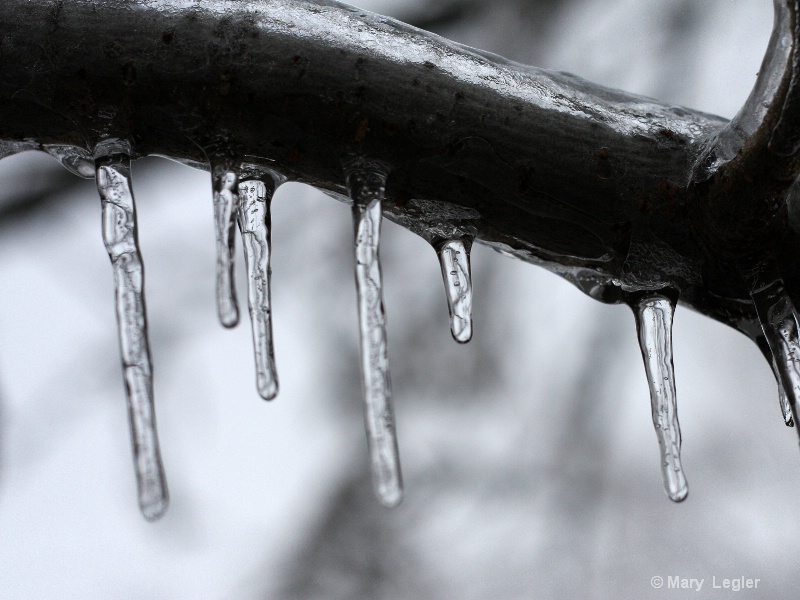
[778, 381, 793, 426]
[435, 238, 473, 343]
[631, 292, 688, 502]
[346, 161, 403, 507]
[44, 144, 96, 179]
[237, 178, 279, 400]
[211, 163, 241, 328]
[760, 335, 794, 426]
[738, 318, 794, 426]
[95, 146, 169, 521]
[748, 274, 800, 430]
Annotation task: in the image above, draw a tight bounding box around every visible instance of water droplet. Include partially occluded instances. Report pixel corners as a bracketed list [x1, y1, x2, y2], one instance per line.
[94, 144, 169, 520]
[237, 177, 279, 400]
[746, 270, 800, 432]
[211, 161, 240, 328]
[435, 238, 473, 343]
[345, 158, 403, 507]
[629, 291, 688, 502]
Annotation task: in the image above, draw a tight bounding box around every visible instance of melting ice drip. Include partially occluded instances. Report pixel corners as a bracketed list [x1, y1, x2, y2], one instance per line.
[345, 159, 403, 507]
[629, 291, 688, 502]
[94, 143, 169, 521]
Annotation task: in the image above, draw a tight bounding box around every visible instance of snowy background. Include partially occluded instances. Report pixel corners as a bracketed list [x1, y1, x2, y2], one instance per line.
[0, 1, 796, 598]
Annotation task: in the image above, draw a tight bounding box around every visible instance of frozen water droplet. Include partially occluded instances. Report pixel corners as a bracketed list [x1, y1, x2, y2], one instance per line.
[237, 178, 279, 400]
[435, 238, 473, 343]
[745, 269, 800, 432]
[211, 162, 240, 328]
[345, 159, 403, 507]
[630, 291, 688, 502]
[95, 145, 169, 520]
[44, 144, 95, 178]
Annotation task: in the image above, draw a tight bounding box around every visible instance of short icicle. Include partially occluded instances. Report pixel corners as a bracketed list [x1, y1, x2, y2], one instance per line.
[435, 238, 473, 343]
[630, 291, 688, 502]
[94, 140, 168, 520]
[237, 177, 280, 400]
[755, 333, 794, 426]
[211, 160, 241, 328]
[745, 267, 800, 431]
[345, 158, 403, 507]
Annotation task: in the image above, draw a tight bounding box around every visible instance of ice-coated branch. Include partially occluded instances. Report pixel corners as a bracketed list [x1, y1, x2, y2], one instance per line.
[4, 0, 800, 512]
[1, 0, 795, 329]
[691, 0, 800, 262]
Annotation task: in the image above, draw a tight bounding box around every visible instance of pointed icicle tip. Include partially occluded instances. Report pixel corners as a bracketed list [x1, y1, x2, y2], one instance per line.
[629, 290, 688, 503]
[753, 332, 795, 426]
[344, 157, 404, 507]
[780, 386, 794, 427]
[435, 238, 474, 343]
[743, 264, 800, 434]
[211, 160, 241, 328]
[237, 177, 280, 401]
[94, 141, 169, 520]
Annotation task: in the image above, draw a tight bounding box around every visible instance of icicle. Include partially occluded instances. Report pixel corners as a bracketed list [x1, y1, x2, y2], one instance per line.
[94, 140, 168, 521]
[237, 177, 279, 400]
[211, 161, 240, 328]
[754, 333, 794, 426]
[778, 381, 793, 426]
[746, 269, 800, 430]
[434, 238, 473, 343]
[345, 158, 403, 507]
[630, 291, 688, 502]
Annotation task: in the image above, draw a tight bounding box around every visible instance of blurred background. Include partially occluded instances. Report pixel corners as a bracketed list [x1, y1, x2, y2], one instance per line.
[0, 0, 795, 598]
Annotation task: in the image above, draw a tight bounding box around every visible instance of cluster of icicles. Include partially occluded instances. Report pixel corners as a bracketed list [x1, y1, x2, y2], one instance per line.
[40, 139, 476, 520]
[46, 137, 794, 520]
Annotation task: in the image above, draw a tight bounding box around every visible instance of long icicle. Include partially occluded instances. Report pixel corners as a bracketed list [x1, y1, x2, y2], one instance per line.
[345, 159, 403, 507]
[630, 291, 688, 502]
[95, 141, 168, 521]
[435, 238, 473, 344]
[237, 177, 280, 400]
[745, 267, 800, 431]
[211, 160, 241, 328]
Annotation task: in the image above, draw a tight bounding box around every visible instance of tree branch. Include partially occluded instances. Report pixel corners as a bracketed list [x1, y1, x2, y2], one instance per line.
[0, 0, 771, 326]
